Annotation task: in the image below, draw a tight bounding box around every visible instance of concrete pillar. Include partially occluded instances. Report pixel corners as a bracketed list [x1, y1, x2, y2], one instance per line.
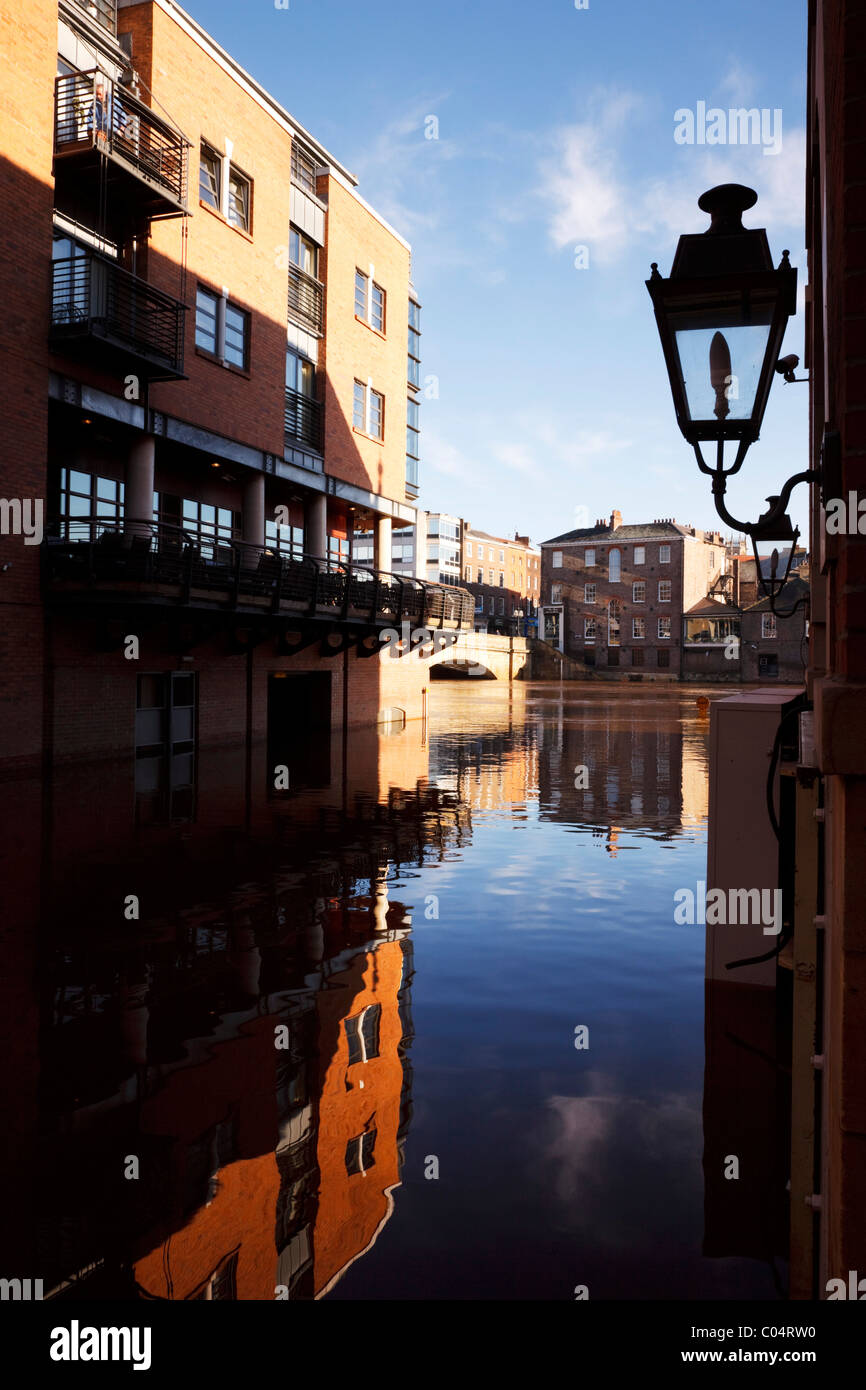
[125, 433, 155, 536]
[305, 492, 327, 560]
[243, 471, 265, 549]
[375, 514, 392, 574]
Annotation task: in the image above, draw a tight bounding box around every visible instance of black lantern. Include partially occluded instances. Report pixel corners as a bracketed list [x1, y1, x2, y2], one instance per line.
[647, 184, 815, 608]
[647, 184, 796, 460]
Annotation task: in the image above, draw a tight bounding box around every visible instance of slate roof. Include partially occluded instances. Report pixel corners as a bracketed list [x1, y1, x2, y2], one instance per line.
[742, 573, 810, 613]
[541, 521, 691, 545]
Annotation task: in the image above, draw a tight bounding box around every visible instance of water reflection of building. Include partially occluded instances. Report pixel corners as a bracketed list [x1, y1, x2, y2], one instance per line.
[1, 724, 469, 1301]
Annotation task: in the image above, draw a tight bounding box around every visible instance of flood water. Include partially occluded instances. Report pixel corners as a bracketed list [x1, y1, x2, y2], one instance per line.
[0, 683, 787, 1301]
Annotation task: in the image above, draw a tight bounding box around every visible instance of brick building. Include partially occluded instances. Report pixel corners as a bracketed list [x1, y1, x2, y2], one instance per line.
[539, 509, 726, 679]
[0, 0, 471, 779]
[462, 525, 540, 633]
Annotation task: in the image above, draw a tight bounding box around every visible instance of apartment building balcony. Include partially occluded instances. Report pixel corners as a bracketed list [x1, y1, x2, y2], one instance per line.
[68, 0, 117, 34]
[42, 520, 475, 635]
[284, 388, 324, 452]
[50, 252, 186, 381]
[54, 72, 189, 223]
[287, 264, 324, 334]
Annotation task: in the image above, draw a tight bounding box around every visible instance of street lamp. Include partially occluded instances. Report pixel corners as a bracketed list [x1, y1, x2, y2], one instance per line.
[647, 184, 815, 601]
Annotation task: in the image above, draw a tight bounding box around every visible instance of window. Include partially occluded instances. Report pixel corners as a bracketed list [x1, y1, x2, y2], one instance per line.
[633, 581, 645, 602]
[329, 536, 350, 565]
[195, 286, 218, 355]
[265, 518, 304, 558]
[551, 584, 562, 603]
[498, 573, 504, 587]
[465, 567, 471, 581]
[632, 617, 645, 639]
[658, 616, 672, 638]
[488, 596, 495, 614]
[224, 302, 248, 369]
[195, 286, 249, 369]
[408, 298, 421, 387]
[585, 583, 596, 603]
[466, 542, 472, 558]
[344, 1004, 381, 1065]
[552, 550, 563, 567]
[228, 166, 251, 232]
[199, 144, 220, 208]
[59, 468, 127, 540]
[657, 648, 670, 667]
[487, 569, 493, 584]
[345, 1129, 376, 1177]
[477, 568, 483, 583]
[498, 596, 505, 615]
[634, 546, 645, 565]
[353, 380, 384, 439]
[291, 143, 317, 194]
[608, 600, 621, 646]
[584, 618, 597, 642]
[289, 227, 318, 277]
[354, 270, 367, 319]
[371, 282, 386, 332]
[659, 544, 671, 563]
[585, 548, 596, 566]
[658, 580, 671, 602]
[498, 550, 505, 563]
[631, 647, 644, 666]
[609, 548, 621, 582]
[406, 397, 420, 481]
[135, 671, 197, 826]
[475, 594, 484, 612]
[762, 613, 777, 639]
[181, 499, 235, 558]
[759, 653, 779, 677]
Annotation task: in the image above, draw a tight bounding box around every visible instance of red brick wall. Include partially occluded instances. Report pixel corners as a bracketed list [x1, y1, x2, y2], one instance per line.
[320, 174, 411, 502]
[0, 0, 56, 765]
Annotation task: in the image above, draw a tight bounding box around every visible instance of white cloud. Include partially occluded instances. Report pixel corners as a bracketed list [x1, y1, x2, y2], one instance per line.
[542, 86, 806, 266]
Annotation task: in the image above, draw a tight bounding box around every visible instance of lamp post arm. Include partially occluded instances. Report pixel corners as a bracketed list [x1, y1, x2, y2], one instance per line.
[710, 467, 820, 537]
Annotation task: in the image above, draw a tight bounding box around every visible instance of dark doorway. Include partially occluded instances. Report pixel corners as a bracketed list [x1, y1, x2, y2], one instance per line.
[267, 672, 332, 793]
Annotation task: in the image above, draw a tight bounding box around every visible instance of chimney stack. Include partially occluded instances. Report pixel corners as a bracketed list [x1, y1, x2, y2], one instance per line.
[610, 509, 622, 531]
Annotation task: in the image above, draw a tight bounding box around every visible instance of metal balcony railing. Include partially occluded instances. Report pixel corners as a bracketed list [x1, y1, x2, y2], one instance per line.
[70, 0, 117, 34]
[51, 253, 186, 378]
[287, 263, 324, 333]
[54, 71, 188, 211]
[42, 519, 476, 630]
[284, 389, 324, 451]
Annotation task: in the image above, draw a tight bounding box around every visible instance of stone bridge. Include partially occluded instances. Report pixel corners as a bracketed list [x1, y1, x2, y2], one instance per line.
[425, 631, 531, 681]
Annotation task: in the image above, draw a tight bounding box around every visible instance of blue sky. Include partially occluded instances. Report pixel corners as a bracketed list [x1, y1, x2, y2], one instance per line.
[183, 0, 809, 547]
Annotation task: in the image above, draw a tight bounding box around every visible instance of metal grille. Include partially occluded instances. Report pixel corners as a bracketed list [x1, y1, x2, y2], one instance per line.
[287, 263, 323, 332]
[284, 389, 324, 451]
[54, 72, 188, 208]
[51, 253, 185, 375]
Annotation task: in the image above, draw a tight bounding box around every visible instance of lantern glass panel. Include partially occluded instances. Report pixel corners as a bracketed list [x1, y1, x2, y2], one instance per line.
[670, 298, 775, 425]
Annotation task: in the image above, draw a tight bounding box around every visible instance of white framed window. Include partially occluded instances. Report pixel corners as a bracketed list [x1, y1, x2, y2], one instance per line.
[762, 613, 777, 639]
[609, 548, 621, 582]
[658, 616, 672, 639]
[466, 542, 472, 558]
[608, 600, 621, 646]
[552, 549, 563, 567]
[355, 270, 385, 329]
[477, 568, 483, 583]
[498, 596, 505, 614]
[633, 581, 645, 602]
[634, 546, 645, 565]
[465, 567, 471, 581]
[371, 281, 386, 333]
[352, 380, 384, 439]
[632, 617, 645, 639]
[659, 544, 671, 564]
[228, 166, 251, 232]
[498, 573, 504, 587]
[585, 548, 595, 566]
[499, 549, 505, 563]
[488, 596, 495, 614]
[585, 617, 596, 642]
[489, 548, 495, 561]
[658, 580, 671, 602]
[584, 583, 596, 603]
[551, 583, 562, 603]
[488, 569, 494, 584]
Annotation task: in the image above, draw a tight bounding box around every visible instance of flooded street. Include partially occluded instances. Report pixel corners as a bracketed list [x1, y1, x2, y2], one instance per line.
[1, 683, 785, 1301]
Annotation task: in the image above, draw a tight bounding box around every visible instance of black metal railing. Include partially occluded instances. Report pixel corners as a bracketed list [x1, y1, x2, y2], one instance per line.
[51, 253, 186, 376]
[54, 72, 188, 209]
[284, 389, 324, 451]
[287, 263, 324, 332]
[71, 0, 117, 33]
[42, 519, 475, 629]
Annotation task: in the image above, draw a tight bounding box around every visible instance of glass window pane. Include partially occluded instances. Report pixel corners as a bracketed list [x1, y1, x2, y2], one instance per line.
[70, 469, 91, 495]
